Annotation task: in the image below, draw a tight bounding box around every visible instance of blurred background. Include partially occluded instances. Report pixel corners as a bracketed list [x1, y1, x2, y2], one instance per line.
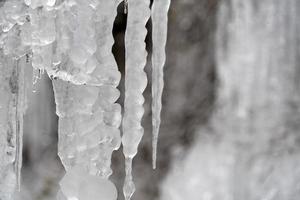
[18, 0, 300, 200]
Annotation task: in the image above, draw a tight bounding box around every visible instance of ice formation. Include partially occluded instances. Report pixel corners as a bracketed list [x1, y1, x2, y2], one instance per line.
[0, 56, 26, 199]
[0, 1, 27, 198]
[52, 1, 122, 199]
[122, 0, 150, 199]
[151, 0, 170, 169]
[0, 0, 170, 199]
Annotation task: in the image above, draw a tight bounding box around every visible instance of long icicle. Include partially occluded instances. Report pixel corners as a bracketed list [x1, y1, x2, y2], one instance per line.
[122, 0, 150, 199]
[0, 55, 26, 200]
[0, 0, 28, 195]
[151, 0, 170, 169]
[15, 57, 26, 191]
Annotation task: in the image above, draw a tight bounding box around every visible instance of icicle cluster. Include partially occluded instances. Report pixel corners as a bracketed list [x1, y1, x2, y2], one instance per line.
[0, 0, 170, 199]
[122, 0, 170, 198]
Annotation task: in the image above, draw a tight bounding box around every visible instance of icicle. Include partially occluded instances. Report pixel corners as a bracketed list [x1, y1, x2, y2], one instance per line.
[14, 58, 26, 191]
[151, 0, 170, 169]
[0, 1, 27, 197]
[122, 0, 150, 199]
[0, 55, 26, 199]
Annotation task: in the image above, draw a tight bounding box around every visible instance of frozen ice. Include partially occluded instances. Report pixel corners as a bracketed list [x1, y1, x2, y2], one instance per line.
[60, 166, 117, 200]
[0, 0, 169, 199]
[122, 0, 151, 199]
[0, 54, 26, 200]
[51, 1, 122, 199]
[151, 0, 170, 169]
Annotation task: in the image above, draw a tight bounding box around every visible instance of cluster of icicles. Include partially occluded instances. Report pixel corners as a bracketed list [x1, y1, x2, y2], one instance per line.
[0, 0, 170, 199]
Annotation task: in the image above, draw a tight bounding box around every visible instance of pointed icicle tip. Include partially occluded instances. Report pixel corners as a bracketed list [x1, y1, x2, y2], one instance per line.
[123, 157, 135, 200]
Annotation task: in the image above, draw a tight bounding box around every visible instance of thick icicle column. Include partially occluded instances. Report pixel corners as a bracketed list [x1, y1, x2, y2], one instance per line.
[0, 0, 170, 199]
[51, 1, 122, 200]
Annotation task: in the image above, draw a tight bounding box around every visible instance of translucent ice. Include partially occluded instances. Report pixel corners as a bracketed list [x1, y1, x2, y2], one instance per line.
[60, 166, 117, 200]
[151, 0, 170, 169]
[0, 54, 26, 200]
[0, 0, 170, 199]
[51, 1, 122, 199]
[122, 0, 151, 199]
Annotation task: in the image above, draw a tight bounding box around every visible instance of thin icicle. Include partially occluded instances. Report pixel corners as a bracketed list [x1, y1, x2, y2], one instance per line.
[0, 55, 26, 200]
[151, 0, 170, 169]
[14, 58, 26, 191]
[122, 0, 150, 199]
[0, 1, 28, 195]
